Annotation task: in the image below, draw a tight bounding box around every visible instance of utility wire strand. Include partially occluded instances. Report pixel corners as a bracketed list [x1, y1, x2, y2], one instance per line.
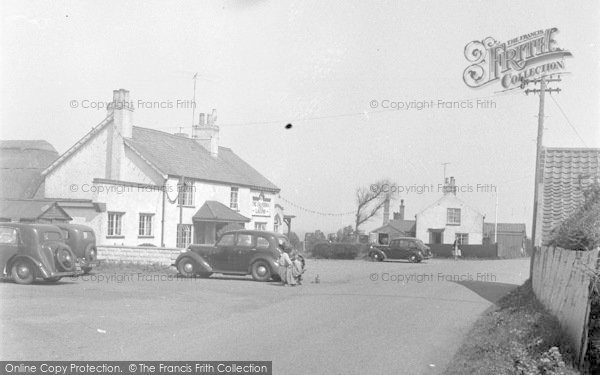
[148, 90, 522, 130]
[549, 95, 588, 147]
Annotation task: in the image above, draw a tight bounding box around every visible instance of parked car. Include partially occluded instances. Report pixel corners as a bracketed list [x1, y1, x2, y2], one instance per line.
[55, 223, 98, 274]
[368, 237, 432, 263]
[0, 223, 80, 284]
[174, 230, 286, 281]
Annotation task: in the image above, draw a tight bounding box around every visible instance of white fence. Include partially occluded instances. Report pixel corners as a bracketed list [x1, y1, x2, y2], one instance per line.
[531, 246, 599, 365]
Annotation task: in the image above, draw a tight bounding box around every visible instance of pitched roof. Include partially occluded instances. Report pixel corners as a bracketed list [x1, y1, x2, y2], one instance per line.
[0, 140, 59, 199]
[539, 147, 600, 245]
[0, 199, 72, 222]
[193, 200, 250, 223]
[373, 219, 416, 234]
[483, 223, 526, 237]
[127, 127, 279, 192]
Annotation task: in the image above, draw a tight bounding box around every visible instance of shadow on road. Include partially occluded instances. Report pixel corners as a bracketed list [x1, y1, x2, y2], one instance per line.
[452, 280, 519, 304]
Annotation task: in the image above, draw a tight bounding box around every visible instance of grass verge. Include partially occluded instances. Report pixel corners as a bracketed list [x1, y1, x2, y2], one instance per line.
[444, 280, 580, 375]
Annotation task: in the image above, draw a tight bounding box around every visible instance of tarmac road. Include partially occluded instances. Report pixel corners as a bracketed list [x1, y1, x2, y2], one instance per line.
[0, 258, 530, 374]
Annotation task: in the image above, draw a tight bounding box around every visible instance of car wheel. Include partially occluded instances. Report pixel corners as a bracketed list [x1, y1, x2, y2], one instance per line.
[408, 254, 418, 263]
[251, 260, 271, 282]
[45, 276, 62, 282]
[370, 252, 383, 262]
[56, 247, 75, 272]
[177, 257, 196, 277]
[11, 260, 35, 285]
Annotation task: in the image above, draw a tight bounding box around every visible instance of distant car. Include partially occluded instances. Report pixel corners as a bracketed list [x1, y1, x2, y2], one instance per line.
[174, 230, 286, 281]
[369, 237, 432, 263]
[55, 223, 98, 274]
[0, 223, 80, 284]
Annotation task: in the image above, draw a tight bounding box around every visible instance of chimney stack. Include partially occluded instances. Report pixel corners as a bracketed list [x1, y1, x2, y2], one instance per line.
[382, 194, 390, 226]
[399, 199, 405, 220]
[443, 176, 457, 195]
[105, 88, 133, 180]
[107, 89, 133, 139]
[193, 109, 219, 158]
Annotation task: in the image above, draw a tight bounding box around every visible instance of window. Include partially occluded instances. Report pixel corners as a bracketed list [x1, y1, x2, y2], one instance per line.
[254, 222, 267, 231]
[176, 224, 192, 248]
[455, 233, 469, 245]
[138, 214, 154, 237]
[43, 231, 62, 241]
[447, 208, 461, 225]
[0, 227, 17, 245]
[256, 236, 270, 249]
[108, 212, 124, 236]
[274, 215, 281, 233]
[230, 187, 239, 210]
[217, 233, 235, 247]
[237, 233, 253, 247]
[178, 181, 194, 206]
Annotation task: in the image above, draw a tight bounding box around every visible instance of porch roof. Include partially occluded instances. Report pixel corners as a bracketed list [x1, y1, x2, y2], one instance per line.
[192, 200, 251, 223]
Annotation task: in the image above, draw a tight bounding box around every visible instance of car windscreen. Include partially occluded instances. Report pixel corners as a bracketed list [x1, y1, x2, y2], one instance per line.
[42, 231, 62, 241]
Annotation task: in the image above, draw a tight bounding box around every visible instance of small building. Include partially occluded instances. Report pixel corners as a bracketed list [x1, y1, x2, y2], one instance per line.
[533, 147, 600, 247]
[371, 199, 416, 244]
[0, 199, 72, 223]
[483, 222, 527, 258]
[0, 140, 59, 199]
[415, 177, 484, 245]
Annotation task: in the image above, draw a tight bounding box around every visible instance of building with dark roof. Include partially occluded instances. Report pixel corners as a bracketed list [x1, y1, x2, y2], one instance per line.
[534, 147, 600, 247]
[483, 222, 527, 258]
[41, 89, 285, 247]
[0, 140, 59, 199]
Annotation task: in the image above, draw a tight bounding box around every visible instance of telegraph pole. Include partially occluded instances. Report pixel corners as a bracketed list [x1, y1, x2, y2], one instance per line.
[524, 75, 561, 276]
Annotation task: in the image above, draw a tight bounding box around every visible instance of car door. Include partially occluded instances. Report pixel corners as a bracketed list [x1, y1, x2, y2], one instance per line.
[395, 239, 409, 259]
[0, 227, 20, 274]
[233, 233, 256, 272]
[388, 240, 401, 259]
[212, 233, 235, 271]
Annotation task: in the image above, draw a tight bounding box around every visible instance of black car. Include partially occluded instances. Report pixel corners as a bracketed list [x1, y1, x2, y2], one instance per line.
[174, 230, 287, 281]
[369, 237, 432, 263]
[56, 223, 98, 274]
[0, 223, 79, 284]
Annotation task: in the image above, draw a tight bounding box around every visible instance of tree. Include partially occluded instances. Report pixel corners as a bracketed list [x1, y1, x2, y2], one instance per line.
[355, 179, 393, 234]
[288, 231, 301, 250]
[336, 225, 355, 242]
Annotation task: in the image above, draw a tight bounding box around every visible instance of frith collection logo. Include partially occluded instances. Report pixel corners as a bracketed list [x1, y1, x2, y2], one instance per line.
[463, 28, 572, 89]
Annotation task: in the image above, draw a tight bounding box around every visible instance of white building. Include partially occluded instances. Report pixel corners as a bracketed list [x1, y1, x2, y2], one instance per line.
[42, 89, 284, 247]
[415, 177, 484, 245]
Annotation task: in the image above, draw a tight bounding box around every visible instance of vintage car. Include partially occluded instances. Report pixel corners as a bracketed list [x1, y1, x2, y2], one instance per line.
[368, 237, 432, 263]
[0, 223, 80, 284]
[174, 230, 287, 282]
[55, 223, 98, 274]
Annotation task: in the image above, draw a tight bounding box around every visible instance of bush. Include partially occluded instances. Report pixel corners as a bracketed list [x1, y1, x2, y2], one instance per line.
[311, 242, 362, 259]
[550, 180, 600, 251]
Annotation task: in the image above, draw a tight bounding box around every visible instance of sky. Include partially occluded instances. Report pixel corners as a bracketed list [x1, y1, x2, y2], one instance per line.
[1, 0, 599, 237]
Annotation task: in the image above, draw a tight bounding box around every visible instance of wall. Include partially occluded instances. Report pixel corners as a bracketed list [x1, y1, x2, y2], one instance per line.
[97, 245, 180, 266]
[531, 246, 600, 365]
[429, 244, 498, 258]
[44, 124, 109, 199]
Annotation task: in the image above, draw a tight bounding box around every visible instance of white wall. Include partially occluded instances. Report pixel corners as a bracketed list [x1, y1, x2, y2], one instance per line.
[415, 194, 484, 244]
[44, 125, 109, 199]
